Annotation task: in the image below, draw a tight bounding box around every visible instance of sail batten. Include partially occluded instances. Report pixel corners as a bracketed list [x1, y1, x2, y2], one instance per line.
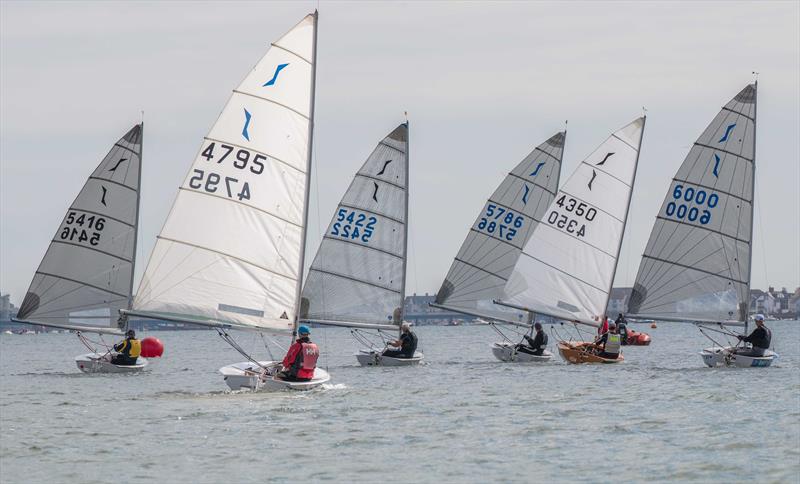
[132, 14, 317, 332]
[434, 131, 566, 322]
[16, 124, 143, 332]
[301, 123, 409, 326]
[628, 84, 757, 323]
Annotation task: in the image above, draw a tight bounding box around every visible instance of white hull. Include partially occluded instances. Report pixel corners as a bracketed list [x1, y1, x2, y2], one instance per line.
[491, 342, 553, 363]
[219, 361, 331, 392]
[355, 350, 424, 367]
[75, 353, 148, 374]
[700, 347, 777, 368]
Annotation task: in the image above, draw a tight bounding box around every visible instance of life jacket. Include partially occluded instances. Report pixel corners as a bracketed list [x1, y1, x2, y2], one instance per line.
[404, 332, 418, 355]
[119, 338, 141, 359]
[297, 342, 319, 379]
[604, 334, 621, 355]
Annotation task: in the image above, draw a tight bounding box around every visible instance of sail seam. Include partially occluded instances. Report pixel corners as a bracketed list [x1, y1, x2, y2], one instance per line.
[467, 227, 524, 251]
[88, 176, 136, 192]
[34, 271, 128, 299]
[232, 90, 310, 121]
[356, 173, 405, 191]
[271, 43, 312, 65]
[203, 137, 305, 174]
[612, 133, 638, 151]
[49, 240, 134, 263]
[321, 235, 404, 260]
[694, 142, 753, 162]
[655, 216, 750, 245]
[309, 268, 401, 294]
[339, 203, 404, 225]
[721, 107, 755, 122]
[378, 140, 406, 154]
[453, 257, 509, 283]
[579, 161, 630, 188]
[558, 189, 624, 223]
[178, 187, 301, 228]
[533, 146, 561, 162]
[505, 173, 557, 196]
[61, 208, 134, 228]
[156, 235, 297, 282]
[538, 222, 617, 258]
[641, 254, 747, 285]
[113, 143, 141, 156]
[520, 252, 608, 293]
[672, 178, 751, 204]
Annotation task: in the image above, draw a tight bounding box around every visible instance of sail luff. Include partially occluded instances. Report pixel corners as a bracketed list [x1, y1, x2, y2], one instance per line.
[126, 122, 144, 324]
[399, 120, 410, 332]
[292, 10, 319, 338]
[603, 116, 646, 313]
[743, 81, 757, 331]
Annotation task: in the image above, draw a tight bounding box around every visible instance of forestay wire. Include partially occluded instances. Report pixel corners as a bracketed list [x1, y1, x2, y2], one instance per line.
[217, 328, 266, 370]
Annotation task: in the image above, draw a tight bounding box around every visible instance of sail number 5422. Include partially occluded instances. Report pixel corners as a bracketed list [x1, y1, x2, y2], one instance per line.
[331, 208, 376, 243]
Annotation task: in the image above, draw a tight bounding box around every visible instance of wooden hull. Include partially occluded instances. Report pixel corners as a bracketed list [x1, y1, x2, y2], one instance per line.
[557, 342, 624, 364]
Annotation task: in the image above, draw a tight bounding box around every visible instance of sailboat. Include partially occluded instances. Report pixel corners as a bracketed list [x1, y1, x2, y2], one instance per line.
[13, 124, 148, 373]
[497, 117, 646, 364]
[123, 12, 331, 390]
[626, 83, 776, 368]
[431, 131, 566, 362]
[300, 123, 421, 367]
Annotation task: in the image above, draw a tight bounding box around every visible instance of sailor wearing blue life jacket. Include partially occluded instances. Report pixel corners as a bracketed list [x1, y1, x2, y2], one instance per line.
[735, 315, 772, 357]
[279, 325, 319, 382]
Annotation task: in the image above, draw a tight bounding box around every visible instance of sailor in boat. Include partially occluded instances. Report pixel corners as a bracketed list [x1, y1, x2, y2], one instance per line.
[278, 325, 319, 382]
[110, 330, 141, 366]
[615, 314, 629, 345]
[382, 323, 418, 359]
[597, 317, 609, 339]
[735, 314, 772, 357]
[592, 323, 621, 360]
[516, 322, 548, 356]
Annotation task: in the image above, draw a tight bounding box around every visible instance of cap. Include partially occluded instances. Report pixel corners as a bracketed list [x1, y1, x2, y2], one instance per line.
[297, 325, 311, 335]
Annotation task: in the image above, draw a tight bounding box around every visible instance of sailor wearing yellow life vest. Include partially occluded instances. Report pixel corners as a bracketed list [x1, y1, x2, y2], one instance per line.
[111, 329, 141, 366]
[594, 323, 621, 360]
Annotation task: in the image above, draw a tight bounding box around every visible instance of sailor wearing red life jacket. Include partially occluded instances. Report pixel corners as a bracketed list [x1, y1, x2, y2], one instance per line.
[279, 325, 319, 382]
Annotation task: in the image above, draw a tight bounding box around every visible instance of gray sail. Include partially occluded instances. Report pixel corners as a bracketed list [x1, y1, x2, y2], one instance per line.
[434, 131, 565, 322]
[300, 123, 408, 326]
[628, 84, 756, 323]
[15, 124, 143, 334]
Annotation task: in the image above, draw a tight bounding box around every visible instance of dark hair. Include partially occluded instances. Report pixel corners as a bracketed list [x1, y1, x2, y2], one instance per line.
[534, 322, 542, 330]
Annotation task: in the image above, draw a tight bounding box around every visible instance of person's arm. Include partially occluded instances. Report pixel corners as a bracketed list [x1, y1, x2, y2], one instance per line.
[524, 334, 536, 347]
[283, 343, 300, 368]
[113, 340, 126, 352]
[739, 329, 757, 343]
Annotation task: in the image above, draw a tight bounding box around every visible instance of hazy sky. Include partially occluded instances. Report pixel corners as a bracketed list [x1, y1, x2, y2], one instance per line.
[1, 1, 798, 306]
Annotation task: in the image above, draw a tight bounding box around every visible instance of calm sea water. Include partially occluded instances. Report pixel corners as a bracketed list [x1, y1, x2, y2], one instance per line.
[1, 321, 798, 483]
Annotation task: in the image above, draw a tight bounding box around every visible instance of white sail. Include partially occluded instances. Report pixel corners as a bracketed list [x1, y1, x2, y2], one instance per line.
[300, 123, 409, 328]
[502, 118, 645, 325]
[16, 124, 143, 334]
[628, 84, 757, 323]
[132, 14, 316, 333]
[434, 131, 565, 322]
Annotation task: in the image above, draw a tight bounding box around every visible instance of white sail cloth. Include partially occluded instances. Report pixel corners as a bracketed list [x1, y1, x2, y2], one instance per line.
[301, 124, 409, 325]
[628, 84, 757, 322]
[502, 118, 645, 325]
[434, 131, 565, 322]
[16, 124, 143, 333]
[133, 14, 316, 332]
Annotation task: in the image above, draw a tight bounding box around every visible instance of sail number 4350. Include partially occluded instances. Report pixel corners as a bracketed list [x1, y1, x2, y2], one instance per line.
[546, 195, 597, 238]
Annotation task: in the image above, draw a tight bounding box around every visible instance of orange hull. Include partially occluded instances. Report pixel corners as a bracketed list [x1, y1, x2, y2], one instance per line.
[557, 342, 624, 364]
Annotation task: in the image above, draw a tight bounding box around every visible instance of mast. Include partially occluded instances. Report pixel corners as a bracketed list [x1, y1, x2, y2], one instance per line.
[292, 10, 319, 340]
[602, 115, 646, 316]
[743, 81, 758, 334]
[124, 121, 144, 331]
[399, 120, 410, 334]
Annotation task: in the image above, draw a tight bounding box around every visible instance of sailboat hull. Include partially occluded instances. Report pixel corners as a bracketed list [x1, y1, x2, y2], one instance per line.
[355, 350, 424, 367]
[75, 353, 149, 373]
[491, 342, 553, 362]
[557, 342, 624, 364]
[700, 347, 777, 368]
[219, 361, 331, 391]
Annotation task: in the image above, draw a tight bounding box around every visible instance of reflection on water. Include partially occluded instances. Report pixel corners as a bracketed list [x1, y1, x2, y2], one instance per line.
[1, 322, 798, 483]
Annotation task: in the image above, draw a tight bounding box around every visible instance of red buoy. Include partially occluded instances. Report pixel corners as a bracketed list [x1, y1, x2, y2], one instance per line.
[140, 336, 164, 358]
